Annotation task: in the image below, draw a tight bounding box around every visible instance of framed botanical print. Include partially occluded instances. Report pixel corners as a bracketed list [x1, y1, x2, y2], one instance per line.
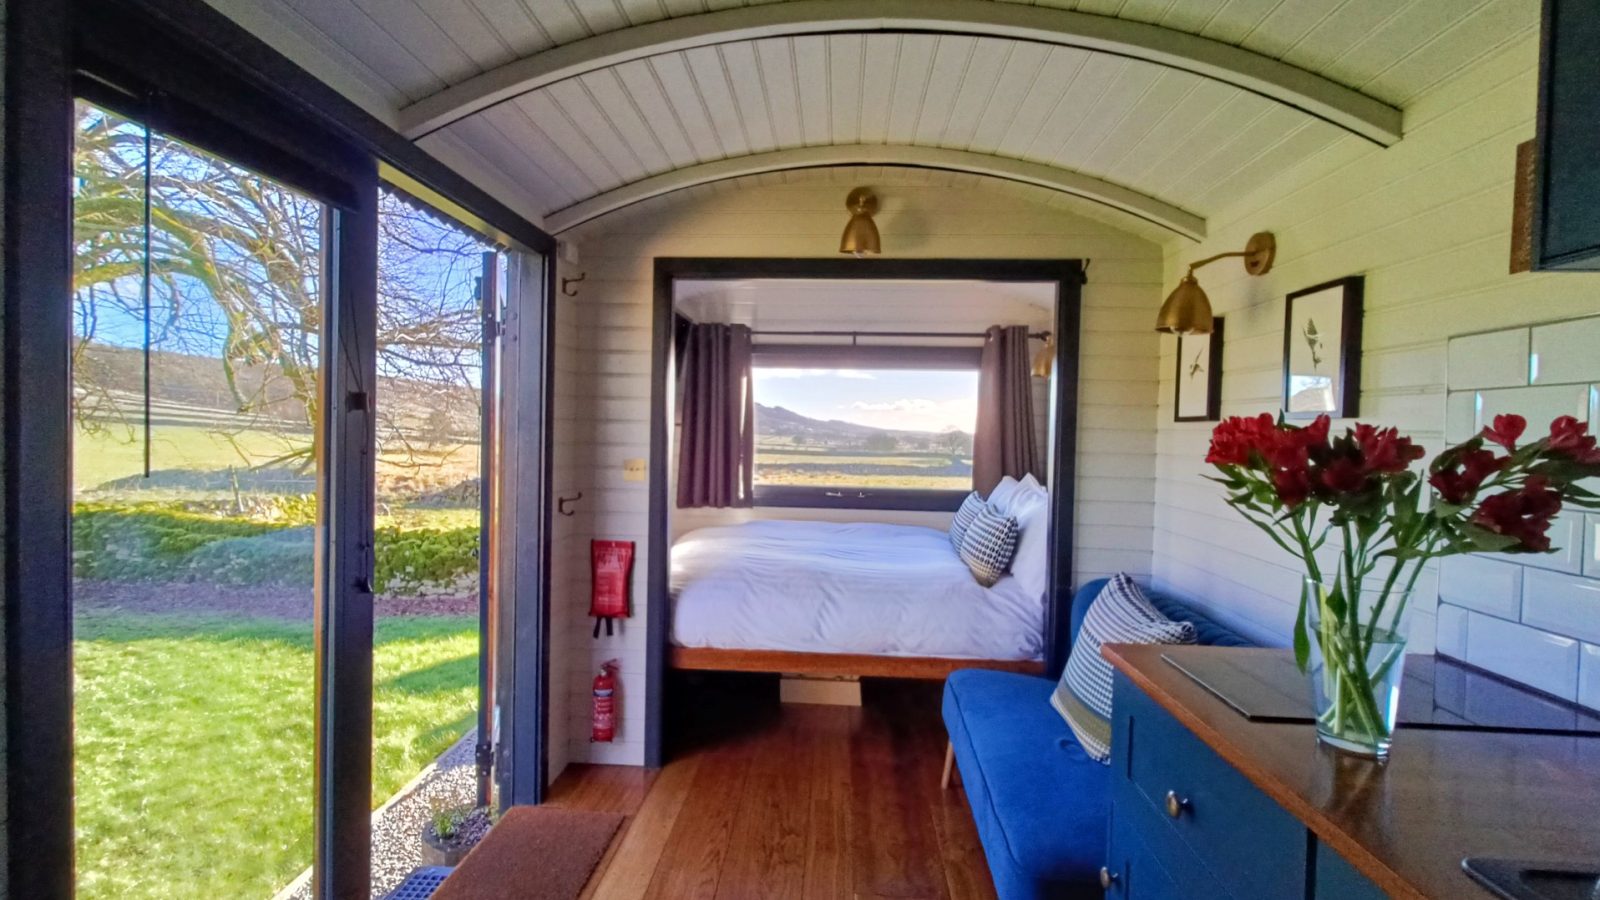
[1282, 276, 1363, 419]
[1175, 317, 1223, 422]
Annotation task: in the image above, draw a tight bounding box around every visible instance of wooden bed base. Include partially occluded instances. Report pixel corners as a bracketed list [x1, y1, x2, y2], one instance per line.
[669, 647, 1044, 681]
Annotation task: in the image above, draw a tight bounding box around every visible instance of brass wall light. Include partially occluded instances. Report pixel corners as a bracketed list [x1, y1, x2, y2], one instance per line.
[1031, 334, 1056, 378]
[1156, 231, 1276, 334]
[840, 187, 881, 256]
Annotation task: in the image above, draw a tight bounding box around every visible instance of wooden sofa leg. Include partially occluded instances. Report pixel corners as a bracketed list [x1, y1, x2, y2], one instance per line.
[941, 741, 956, 790]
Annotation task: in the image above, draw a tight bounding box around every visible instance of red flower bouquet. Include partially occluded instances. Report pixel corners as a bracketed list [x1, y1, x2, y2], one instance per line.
[1206, 413, 1600, 757]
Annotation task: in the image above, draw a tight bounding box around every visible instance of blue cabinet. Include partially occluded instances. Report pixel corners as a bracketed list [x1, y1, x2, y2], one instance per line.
[1108, 673, 1386, 900]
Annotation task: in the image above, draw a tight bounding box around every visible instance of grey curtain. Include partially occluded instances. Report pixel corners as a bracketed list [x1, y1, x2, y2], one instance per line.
[974, 324, 1041, 495]
[676, 323, 755, 508]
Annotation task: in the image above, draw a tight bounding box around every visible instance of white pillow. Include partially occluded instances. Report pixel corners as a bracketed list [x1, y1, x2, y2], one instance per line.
[985, 476, 1022, 514]
[1007, 484, 1051, 597]
[1018, 473, 1044, 494]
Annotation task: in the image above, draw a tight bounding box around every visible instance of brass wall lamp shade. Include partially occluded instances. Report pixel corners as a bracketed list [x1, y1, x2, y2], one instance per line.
[1156, 231, 1276, 334]
[840, 187, 881, 256]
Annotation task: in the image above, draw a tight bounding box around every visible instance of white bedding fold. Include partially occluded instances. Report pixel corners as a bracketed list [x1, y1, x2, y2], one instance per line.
[669, 520, 1044, 660]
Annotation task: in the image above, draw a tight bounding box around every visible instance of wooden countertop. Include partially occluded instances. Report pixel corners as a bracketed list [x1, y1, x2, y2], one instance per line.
[1104, 643, 1600, 900]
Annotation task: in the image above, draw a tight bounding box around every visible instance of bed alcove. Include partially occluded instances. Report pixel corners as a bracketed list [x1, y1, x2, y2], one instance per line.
[646, 257, 1085, 766]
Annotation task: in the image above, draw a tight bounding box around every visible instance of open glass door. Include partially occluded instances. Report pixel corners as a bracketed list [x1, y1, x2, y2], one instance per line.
[70, 100, 330, 899]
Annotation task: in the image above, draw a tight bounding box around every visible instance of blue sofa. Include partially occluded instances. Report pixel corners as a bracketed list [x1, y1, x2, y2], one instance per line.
[941, 578, 1254, 900]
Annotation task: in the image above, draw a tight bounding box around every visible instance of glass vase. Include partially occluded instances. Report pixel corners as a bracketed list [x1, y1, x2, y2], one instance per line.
[1303, 578, 1410, 760]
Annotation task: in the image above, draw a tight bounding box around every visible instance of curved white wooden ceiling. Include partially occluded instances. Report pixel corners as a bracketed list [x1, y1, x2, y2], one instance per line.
[213, 0, 1534, 239]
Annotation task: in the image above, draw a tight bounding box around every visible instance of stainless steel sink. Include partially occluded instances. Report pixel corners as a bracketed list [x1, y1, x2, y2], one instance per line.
[1464, 859, 1600, 900]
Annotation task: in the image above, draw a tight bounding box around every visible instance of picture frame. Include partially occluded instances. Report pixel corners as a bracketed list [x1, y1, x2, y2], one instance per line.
[1282, 276, 1363, 419]
[1174, 316, 1223, 422]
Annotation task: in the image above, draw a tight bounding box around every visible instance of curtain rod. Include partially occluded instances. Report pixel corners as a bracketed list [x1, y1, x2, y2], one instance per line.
[749, 328, 1051, 340]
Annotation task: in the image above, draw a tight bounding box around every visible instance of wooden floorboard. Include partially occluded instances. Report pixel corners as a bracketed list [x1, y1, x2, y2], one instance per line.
[548, 678, 997, 900]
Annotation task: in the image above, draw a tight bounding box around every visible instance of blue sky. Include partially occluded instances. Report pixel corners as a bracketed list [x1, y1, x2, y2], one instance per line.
[752, 368, 978, 434]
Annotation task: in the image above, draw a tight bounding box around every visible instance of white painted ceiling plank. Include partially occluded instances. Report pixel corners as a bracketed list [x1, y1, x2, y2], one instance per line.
[1236, 0, 1343, 62]
[1126, 88, 1261, 198]
[754, 38, 804, 148]
[912, 36, 977, 147]
[1156, 99, 1289, 206]
[545, 77, 652, 182]
[1079, 68, 1202, 175]
[966, 41, 1051, 155]
[1361, 0, 1533, 106]
[1058, 59, 1169, 173]
[440, 114, 574, 208]
[414, 130, 550, 223]
[938, 39, 1012, 150]
[568, 0, 630, 36]
[856, 34, 902, 146]
[1199, 0, 1287, 47]
[514, 90, 627, 187]
[478, 101, 599, 201]
[523, 0, 593, 46]
[282, 0, 445, 101]
[579, 68, 676, 175]
[645, 53, 728, 160]
[466, 0, 556, 59]
[411, 0, 515, 73]
[719, 42, 779, 152]
[203, 0, 401, 118]
[1152, 0, 1232, 36]
[884, 35, 939, 145]
[682, 45, 752, 157]
[1271, 0, 1395, 77]
[1320, 0, 1490, 105]
[1029, 51, 1135, 165]
[999, 45, 1096, 159]
[346, 0, 481, 87]
[1100, 77, 1235, 186]
[792, 36, 831, 145]
[615, 0, 671, 28]
[827, 34, 864, 145]
[611, 59, 701, 169]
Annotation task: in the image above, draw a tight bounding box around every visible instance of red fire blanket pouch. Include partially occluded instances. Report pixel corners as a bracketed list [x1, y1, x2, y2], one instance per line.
[591, 540, 634, 637]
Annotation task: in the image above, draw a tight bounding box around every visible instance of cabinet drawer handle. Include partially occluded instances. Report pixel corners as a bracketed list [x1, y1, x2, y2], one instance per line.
[1099, 866, 1118, 889]
[1165, 790, 1191, 818]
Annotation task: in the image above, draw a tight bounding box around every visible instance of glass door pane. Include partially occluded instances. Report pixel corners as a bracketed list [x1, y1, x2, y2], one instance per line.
[368, 190, 495, 895]
[71, 100, 325, 898]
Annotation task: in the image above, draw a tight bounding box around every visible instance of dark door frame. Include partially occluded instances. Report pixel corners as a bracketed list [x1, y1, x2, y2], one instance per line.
[3, 0, 559, 895]
[645, 257, 1086, 767]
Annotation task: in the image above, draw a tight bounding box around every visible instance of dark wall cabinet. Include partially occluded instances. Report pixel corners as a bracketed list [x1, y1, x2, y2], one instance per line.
[1533, 0, 1600, 270]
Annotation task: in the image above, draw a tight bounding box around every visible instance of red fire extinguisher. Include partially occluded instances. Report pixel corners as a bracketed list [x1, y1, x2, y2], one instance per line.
[591, 660, 620, 743]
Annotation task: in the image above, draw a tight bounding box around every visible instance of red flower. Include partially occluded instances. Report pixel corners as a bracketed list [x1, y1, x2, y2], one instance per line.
[1546, 416, 1600, 465]
[1428, 448, 1505, 504]
[1319, 457, 1368, 495]
[1470, 476, 1564, 552]
[1206, 414, 1277, 466]
[1482, 414, 1526, 451]
[1353, 423, 1426, 474]
[1274, 466, 1312, 509]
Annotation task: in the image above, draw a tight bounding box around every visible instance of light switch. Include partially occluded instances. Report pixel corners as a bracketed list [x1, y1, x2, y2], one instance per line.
[622, 458, 647, 481]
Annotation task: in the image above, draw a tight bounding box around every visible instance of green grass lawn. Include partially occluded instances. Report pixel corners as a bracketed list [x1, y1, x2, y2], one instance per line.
[73, 612, 477, 900]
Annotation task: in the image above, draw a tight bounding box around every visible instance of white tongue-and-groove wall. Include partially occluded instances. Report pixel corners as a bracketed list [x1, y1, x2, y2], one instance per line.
[547, 170, 1166, 771]
[1151, 32, 1600, 707]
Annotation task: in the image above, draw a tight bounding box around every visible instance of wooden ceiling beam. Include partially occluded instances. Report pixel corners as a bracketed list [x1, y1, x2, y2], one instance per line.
[539, 145, 1207, 240]
[395, 0, 1403, 147]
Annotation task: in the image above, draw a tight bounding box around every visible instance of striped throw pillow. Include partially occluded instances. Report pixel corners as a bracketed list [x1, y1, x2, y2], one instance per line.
[1051, 574, 1196, 763]
[957, 505, 1020, 587]
[948, 491, 986, 552]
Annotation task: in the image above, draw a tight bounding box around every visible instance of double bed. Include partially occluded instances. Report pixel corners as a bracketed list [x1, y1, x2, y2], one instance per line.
[669, 519, 1047, 679]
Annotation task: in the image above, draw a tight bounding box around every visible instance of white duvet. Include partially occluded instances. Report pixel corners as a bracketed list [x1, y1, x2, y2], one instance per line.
[669, 520, 1045, 660]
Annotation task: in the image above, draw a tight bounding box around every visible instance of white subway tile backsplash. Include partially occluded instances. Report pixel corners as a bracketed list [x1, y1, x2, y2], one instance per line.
[1447, 328, 1530, 389]
[1474, 385, 1591, 435]
[1581, 644, 1600, 711]
[1438, 556, 1522, 620]
[1587, 516, 1600, 579]
[1464, 611, 1580, 701]
[1531, 318, 1600, 385]
[1444, 391, 1477, 443]
[1521, 569, 1600, 645]
[1436, 602, 1469, 659]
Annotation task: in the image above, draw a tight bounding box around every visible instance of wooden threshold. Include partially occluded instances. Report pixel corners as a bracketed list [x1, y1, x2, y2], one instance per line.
[669, 647, 1043, 681]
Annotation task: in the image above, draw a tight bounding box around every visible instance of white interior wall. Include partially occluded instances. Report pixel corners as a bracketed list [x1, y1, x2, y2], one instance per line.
[552, 170, 1166, 766]
[671, 278, 1055, 539]
[543, 289, 585, 784]
[1150, 34, 1600, 666]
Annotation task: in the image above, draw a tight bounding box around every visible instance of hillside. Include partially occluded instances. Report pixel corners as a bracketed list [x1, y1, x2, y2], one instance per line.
[755, 403, 967, 451]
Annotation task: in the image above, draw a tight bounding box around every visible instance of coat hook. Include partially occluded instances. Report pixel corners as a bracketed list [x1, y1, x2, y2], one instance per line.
[557, 492, 583, 516]
[560, 272, 586, 296]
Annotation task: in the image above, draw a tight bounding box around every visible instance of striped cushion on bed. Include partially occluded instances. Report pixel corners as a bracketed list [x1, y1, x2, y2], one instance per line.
[1051, 574, 1196, 763]
[948, 491, 986, 552]
[956, 505, 1019, 587]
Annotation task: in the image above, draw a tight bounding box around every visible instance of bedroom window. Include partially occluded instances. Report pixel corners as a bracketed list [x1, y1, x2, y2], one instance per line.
[749, 345, 979, 510]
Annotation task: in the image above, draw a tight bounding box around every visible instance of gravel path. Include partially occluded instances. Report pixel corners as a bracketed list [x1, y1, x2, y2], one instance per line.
[275, 730, 480, 900]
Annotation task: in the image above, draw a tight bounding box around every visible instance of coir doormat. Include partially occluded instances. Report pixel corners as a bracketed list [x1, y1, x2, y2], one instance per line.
[430, 806, 624, 900]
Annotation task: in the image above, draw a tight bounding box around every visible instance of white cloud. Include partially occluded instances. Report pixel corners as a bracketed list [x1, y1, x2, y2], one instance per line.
[850, 398, 939, 413]
[755, 367, 874, 380]
[842, 396, 976, 433]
